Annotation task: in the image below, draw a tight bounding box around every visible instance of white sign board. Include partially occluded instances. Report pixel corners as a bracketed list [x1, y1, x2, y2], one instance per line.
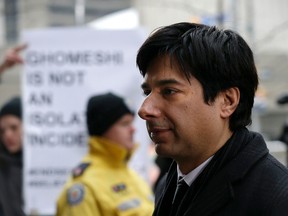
[21, 27, 149, 215]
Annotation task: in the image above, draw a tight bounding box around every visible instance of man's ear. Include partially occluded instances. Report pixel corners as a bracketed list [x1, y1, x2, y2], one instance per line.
[220, 87, 240, 118]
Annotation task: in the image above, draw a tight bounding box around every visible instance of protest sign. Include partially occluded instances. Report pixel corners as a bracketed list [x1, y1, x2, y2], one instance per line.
[22, 27, 148, 215]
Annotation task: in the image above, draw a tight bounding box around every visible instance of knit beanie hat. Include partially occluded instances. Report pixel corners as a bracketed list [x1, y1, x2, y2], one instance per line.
[86, 92, 134, 136]
[0, 96, 22, 120]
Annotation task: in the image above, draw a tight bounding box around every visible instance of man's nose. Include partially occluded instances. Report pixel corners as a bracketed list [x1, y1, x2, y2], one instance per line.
[138, 96, 160, 120]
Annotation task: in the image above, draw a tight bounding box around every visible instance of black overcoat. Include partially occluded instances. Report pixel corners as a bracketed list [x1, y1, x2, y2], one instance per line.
[154, 128, 288, 216]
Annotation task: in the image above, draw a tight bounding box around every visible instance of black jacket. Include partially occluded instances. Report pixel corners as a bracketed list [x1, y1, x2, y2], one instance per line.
[154, 128, 288, 216]
[0, 145, 25, 216]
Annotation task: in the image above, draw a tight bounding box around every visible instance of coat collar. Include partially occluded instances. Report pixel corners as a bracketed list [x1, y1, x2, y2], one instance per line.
[155, 128, 269, 216]
[86, 136, 134, 167]
[186, 130, 268, 216]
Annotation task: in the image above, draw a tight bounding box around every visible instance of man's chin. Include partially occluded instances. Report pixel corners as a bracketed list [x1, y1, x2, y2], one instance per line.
[155, 144, 170, 157]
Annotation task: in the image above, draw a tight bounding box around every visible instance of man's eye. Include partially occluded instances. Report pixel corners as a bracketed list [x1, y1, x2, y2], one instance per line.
[142, 89, 151, 96]
[162, 88, 176, 95]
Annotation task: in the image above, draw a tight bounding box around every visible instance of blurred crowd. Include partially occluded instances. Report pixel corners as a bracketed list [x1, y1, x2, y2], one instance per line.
[0, 44, 167, 216]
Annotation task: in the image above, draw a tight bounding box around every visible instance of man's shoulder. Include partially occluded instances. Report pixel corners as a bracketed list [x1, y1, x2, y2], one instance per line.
[265, 154, 288, 182]
[242, 153, 288, 195]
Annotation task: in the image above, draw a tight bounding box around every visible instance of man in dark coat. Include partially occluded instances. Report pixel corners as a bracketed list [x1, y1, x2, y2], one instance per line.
[136, 22, 288, 215]
[0, 97, 25, 216]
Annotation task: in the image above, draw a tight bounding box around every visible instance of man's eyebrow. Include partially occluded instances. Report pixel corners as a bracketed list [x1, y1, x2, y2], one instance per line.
[141, 79, 180, 89]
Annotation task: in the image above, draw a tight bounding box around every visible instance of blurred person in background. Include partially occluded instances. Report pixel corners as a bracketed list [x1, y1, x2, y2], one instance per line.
[56, 92, 154, 216]
[0, 43, 26, 216]
[0, 96, 25, 216]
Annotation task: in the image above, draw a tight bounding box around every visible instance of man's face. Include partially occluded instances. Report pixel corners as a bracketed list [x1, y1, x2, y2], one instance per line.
[0, 115, 22, 154]
[102, 114, 135, 151]
[138, 56, 225, 165]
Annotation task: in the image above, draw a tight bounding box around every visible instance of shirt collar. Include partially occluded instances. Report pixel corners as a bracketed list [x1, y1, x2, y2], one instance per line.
[177, 155, 214, 186]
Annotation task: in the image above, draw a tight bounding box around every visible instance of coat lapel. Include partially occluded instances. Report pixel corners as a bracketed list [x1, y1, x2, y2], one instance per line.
[183, 170, 233, 216]
[153, 162, 177, 216]
[183, 132, 269, 216]
[154, 129, 269, 216]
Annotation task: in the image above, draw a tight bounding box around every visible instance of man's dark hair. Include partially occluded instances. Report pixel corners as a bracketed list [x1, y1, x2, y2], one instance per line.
[136, 22, 259, 131]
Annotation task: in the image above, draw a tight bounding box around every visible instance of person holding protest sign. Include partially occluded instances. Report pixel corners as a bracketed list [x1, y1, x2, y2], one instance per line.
[0, 96, 25, 216]
[0, 44, 26, 216]
[56, 92, 154, 216]
[136, 22, 288, 215]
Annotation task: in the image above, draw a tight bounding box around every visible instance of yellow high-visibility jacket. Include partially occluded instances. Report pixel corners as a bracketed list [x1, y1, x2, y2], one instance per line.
[56, 136, 154, 216]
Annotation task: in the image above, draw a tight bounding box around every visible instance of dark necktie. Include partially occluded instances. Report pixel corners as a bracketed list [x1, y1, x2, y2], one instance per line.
[171, 176, 189, 214]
